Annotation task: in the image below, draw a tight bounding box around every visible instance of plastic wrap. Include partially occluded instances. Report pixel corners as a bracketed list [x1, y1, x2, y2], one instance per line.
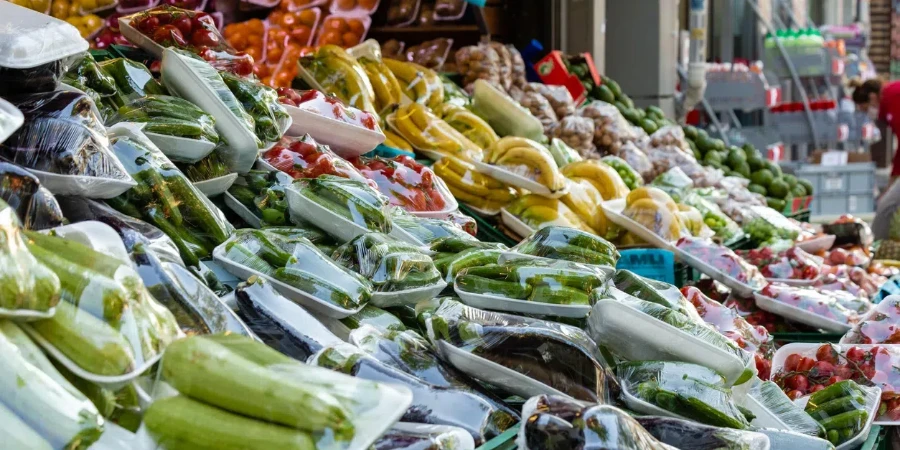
[0, 58, 73, 97]
[739, 246, 822, 281]
[560, 159, 629, 201]
[227, 170, 292, 227]
[619, 141, 654, 181]
[375, 423, 474, 450]
[649, 125, 692, 156]
[98, 57, 166, 105]
[262, 134, 373, 185]
[484, 137, 567, 194]
[300, 45, 377, 115]
[621, 187, 688, 243]
[455, 43, 501, 93]
[433, 248, 503, 284]
[560, 178, 618, 239]
[677, 205, 716, 239]
[681, 286, 773, 378]
[405, 39, 454, 70]
[342, 305, 407, 333]
[389, 102, 483, 162]
[278, 88, 381, 132]
[650, 167, 693, 203]
[471, 79, 544, 142]
[526, 82, 576, 119]
[613, 270, 704, 322]
[600, 155, 641, 190]
[455, 257, 611, 307]
[2, 91, 134, 195]
[434, 103, 499, 151]
[512, 226, 619, 267]
[432, 157, 516, 212]
[842, 296, 900, 344]
[741, 205, 803, 243]
[681, 191, 743, 242]
[391, 209, 474, 244]
[23, 228, 181, 379]
[263, 224, 341, 255]
[506, 195, 594, 234]
[386, 0, 421, 26]
[107, 127, 232, 268]
[146, 333, 411, 450]
[618, 361, 750, 428]
[353, 155, 454, 213]
[350, 326, 519, 439]
[547, 137, 582, 168]
[647, 145, 722, 188]
[0, 162, 64, 230]
[291, 174, 392, 236]
[513, 89, 558, 135]
[488, 42, 512, 91]
[802, 380, 877, 446]
[676, 237, 768, 289]
[332, 232, 443, 294]
[747, 379, 825, 437]
[578, 100, 643, 156]
[635, 416, 771, 450]
[422, 298, 617, 403]
[518, 395, 671, 450]
[220, 71, 290, 143]
[62, 53, 119, 120]
[549, 115, 595, 158]
[109, 95, 220, 145]
[178, 152, 230, 183]
[0, 198, 60, 315]
[759, 284, 862, 327]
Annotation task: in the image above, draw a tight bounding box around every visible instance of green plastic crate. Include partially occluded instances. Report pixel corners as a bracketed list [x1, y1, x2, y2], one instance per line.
[458, 204, 519, 247]
[861, 425, 887, 450]
[476, 424, 519, 450]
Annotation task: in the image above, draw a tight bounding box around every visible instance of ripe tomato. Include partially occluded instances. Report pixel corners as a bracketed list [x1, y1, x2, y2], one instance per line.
[191, 29, 220, 48]
[827, 375, 844, 385]
[274, 70, 294, 87]
[787, 390, 804, 400]
[834, 364, 854, 379]
[247, 18, 265, 35]
[797, 357, 816, 372]
[289, 26, 311, 45]
[785, 354, 802, 372]
[320, 30, 342, 45]
[335, 0, 356, 10]
[136, 16, 160, 33]
[191, 12, 215, 30]
[846, 346, 868, 363]
[280, 12, 297, 28]
[785, 374, 809, 392]
[152, 25, 186, 46]
[347, 18, 365, 36]
[228, 32, 248, 51]
[171, 15, 192, 36]
[358, 0, 377, 10]
[812, 360, 834, 378]
[816, 344, 838, 363]
[810, 384, 826, 393]
[266, 46, 283, 64]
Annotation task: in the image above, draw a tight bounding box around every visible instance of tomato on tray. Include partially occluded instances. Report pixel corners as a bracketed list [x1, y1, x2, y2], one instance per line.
[843, 297, 900, 344]
[349, 155, 451, 213]
[277, 88, 379, 131]
[261, 135, 375, 187]
[759, 283, 866, 326]
[738, 246, 822, 280]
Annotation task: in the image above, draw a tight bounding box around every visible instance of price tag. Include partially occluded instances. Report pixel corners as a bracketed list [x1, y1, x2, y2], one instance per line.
[821, 151, 848, 166]
[616, 249, 675, 285]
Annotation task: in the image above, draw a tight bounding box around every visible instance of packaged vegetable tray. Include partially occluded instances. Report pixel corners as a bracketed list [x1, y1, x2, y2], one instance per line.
[617, 360, 752, 429]
[374, 423, 475, 450]
[0, 162, 65, 230]
[0, 198, 61, 319]
[1, 91, 135, 198]
[743, 378, 826, 436]
[226, 170, 293, 228]
[470, 80, 544, 142]
[510, 225, 619, 267]
[106, 124, 233, 268]
[390, 208, 474, 245]
[286, 174, 393, 243]
[756, 284, 863, 333]
[142, 333, 412, 450]
[221, 70, 291, 144]
[331, 232, 446, 307]
[214, 229, 373, 318]
[261, 134, 374, 186]
[423, 298, 617, 403]
[636, 416, 771, 450]
[352, 155, 457, 217]
[675, 237, 767, 296]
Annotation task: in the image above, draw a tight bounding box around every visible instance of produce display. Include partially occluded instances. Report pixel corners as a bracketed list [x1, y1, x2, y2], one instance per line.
[0, 4, 891, 448]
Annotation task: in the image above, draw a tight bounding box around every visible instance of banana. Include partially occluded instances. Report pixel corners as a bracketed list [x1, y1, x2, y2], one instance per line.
[383, 130, 413, 151]
[561, 160, 630, 200]
[491, 142, 566, 192]
[383, 59, 443, 109]
[520, 205, 562, 224]
[485, 137, 547, 163]
[313, 46, 377, 114]
[507, 194, 559, 216]
[391, 112, 435, 149]
[362, 59, 400, 112]
[443, 109, 499, 150]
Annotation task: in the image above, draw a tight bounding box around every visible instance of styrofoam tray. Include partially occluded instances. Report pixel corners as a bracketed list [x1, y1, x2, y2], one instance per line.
[741, 387, 803, 431]
[434, 340, 572, 400]
[753, 292, 853, 333]
[223, 191, 262, 228]
[0, 97, 24, 145]
[674, 246, 760, 297]
[600, 199, 675, 251]
[284, 104, 385, 158]
[117, 15, 165, 59]
[764, 276, 819, 287]
[796, 235, 836, 254]
[388, 224, 427, 246]
[285, 185, 381, 243]
[0, 306, 56, 321]
[463, 204, 500, 217]
[371, 281, 446, 308]
[43, 221, 130, 263]
[212, 244, 362, 319]
[455, 283, 591, 318]
[406, 175, 459, 219]
[499, 208, 535, 238]
[756, 429, 837, 450]
[29, 169, 136, 199]
[471, 160, 567, 199]
[793, 384, 881, 450]
[0, 1, 89, 69]
[160, 48, 258, 174]
[620, 384, 690, 420]
[588, 298, 754, 386]
[143, 132, 216, 163]
[193, 173, 237, 197]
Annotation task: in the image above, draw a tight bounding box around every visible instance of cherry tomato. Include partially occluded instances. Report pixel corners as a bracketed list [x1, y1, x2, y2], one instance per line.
[847, 346, 867, 363]
[812, 360, 834, 378]
[191, 12, 215, 30]
[358, 0, 376, 10]
[152, 25, 186, 46]
[171, 15, 192, 37]
[785, 354, 802, 372]
[191, 29, 221, 47]
[323, 17, 348, 33]
[816, 344, 838, 363]
[289, 26, 311, 45]
[834, 364, 854, 379]
[135, 16, 160, 33]
[787, 390, 804, 400]
[319, 30, 342, 45]
[810, 384, 826, 393]
[785, 374, 809, 392]
[797, 357, 816, 372]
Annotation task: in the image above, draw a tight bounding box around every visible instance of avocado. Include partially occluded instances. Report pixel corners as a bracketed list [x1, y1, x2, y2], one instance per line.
[647, 105, 665, 121]
[697, 129, 709, 141]
[696, 135, 716, 153]
[683, 125, 699, 140]
[735, 161, 751, 178]
[768, 179, 790, 199]
[621, 96, 634, 109]
[748, 183, 768, 196]
[635, 108, 647, 120]
[763, 160, 783, 178]
[797, 178, 814, 195]
[689, 140, 701, 159]
[723, 169, 735, 177]
[640, 118, 659, 134]
[750, 169, 774, 187]
[595, 84, 615, 103]
[746, 150, 765, 172]
[766, 197, 787, 211]
[621, 108, 640, 124]
[713, 139, 726, 152]
[726, 147, 747, 168]
[582, 80, 593, 92]
[783, 174, 798, 187]
[602, 76, 622, 98]
[791, 184, 807, 197]
[703, 150, 723, 166]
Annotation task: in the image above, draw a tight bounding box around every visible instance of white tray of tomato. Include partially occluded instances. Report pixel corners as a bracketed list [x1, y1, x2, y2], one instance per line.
[771, 342, 900, 425]
[351, 155, 457, 219]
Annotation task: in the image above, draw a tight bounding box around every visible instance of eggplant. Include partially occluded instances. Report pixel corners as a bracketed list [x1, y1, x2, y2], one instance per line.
[314, 343, 517, 446]
[635, 416, 770, 450]
[234, 279, 344, 361]
[0, 162, 64, 230]
[374, 423, 474, 450]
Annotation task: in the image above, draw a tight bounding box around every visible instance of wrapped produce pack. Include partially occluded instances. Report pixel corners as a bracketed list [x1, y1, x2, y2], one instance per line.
[647, 145, 722, 187]
[547, 137, 582, 168]
[332, 232, 443, 294]
[221, 71, 290, 144]
[618, 360, 751, 429]
[62, 53, 119, 120]
[471, 79, 544, 142]
[179, 152, 229, 183]
[228, 170, 292, 227]
[432, 156, 517, 212]
[649, 125, 692, 156]
[0, 198, 60, 314]
[526, 82, 576, 118]
[391, 209, 474, 244]
[108, 95, 220, 146]
[842, 296, 900, 344]
[263, 134, 373, 185]
[0, 56, 75, 97]
[635, 416, 770, 450]
[0, 162, 64, 230]
[507, 194, 594, 233]
[434, 103, 499, 151]
[455, 43, 502, 92]
[374, 423, 475, 450]
[512, 225, 619, 267]
[291, 174, 393, 237]
[1, 91, 134, 196]
[621, 186, 689, 243]
[352, 155, 454, 213]
[681, 191, 744, 242]
[561, 177, 618, 239]
[747, 379, 826, 437]
[145, 333, 412, 450]
[389, 102, 484, 162]
[619, 141, 654, 182]
[507, 46, 528, 89]
[107, 125, 233, 267]
[98, 58, 167, 106]
[518, 395, 671, 450]
[301, 45, 378, 115]
[511, 89, 558, 135]
[423, 299, 617, 402]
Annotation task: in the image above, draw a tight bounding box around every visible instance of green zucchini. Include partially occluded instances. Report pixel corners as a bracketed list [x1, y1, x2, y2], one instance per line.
[529, 284, 590, 305]
[0, 320, 87, 402]
[272, 267, 358, 309]
[0, 401, 52, 450]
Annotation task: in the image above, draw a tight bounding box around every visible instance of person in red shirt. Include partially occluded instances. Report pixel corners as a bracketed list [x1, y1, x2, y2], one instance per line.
[852, 78, 900, 178]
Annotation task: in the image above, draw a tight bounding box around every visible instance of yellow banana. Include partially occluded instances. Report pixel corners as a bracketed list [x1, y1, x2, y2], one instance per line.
[391, 112, 434, 149]
[561, 160, 630, 201]
[625, 186, 679, 212]
[443, 109, 499, 150]
[507, 194, 559, 215]
[362, 59, 400, 112]
[485, 137, 547, 163]
[383, 59, 443, 109]
[493, 145, 566, 192]
[383, 130, 413, 151]
[314, 46, 377, 114]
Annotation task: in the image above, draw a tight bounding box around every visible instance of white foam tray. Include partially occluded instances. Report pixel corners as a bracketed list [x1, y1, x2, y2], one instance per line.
[600, 199, 675, 251]
[193, 173, 238, 197]
[470, 160, 567, 199]
[283, 104, 385, 158]
[144, 132, 216, 163]
[753, 292, 853, 333]
[454, 283, 591, 318]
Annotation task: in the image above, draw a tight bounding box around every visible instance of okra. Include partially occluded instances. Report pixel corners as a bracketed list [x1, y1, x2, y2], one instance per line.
[456, 274, 531, 299]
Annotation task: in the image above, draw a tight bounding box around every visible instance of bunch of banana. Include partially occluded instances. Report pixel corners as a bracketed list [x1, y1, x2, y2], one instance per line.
[676, 204, 714, 238]
[390, 103, 484, 162]
[383, 130, 413, 152]
[561, 178, 620, 240]
[433, 103, 499, 150]
[626, 186, 679, 213]
[506, 194, 594, 234]
[358, 55, 404, 115]
[560, 160, 630, 201]
[383, 58, 444, 110]
[433, 156, 517, 211]
[622, 187, 687, 242]
[300, 45, 377, 115]
[484, 137, 567, 193]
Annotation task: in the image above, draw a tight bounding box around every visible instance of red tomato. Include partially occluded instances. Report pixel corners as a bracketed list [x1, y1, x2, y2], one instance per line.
[191, 12, 215, 30]
[797, 357, 816, 372]
[784, 354, 802, 372]
[834, 364, 854, 380]
[812, 360, 835, 378]
[135, 16, 160, 33]
[785, 374, 809, 392]
[847, 346, 868, 363]
[827, 375, 844, 385]
[152, 25, 186, 46]
[787, 390, 804, 400]
[171, 15, 192, 37]
[810, 384, 826, 393]
[191, 29, 220, 48]
[816, 344, 838, 363]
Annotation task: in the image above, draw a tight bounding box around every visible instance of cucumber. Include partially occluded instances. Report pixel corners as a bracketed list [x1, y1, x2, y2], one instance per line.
[0, 320, 87, 402]
[224, 242, 276, 276]
[161, 335, 354, 436]
[442, 249, 503, 282]
[0, 327, 103, 449]
[272, 267, 358, 309]
[0, 401, 53, 450]
[29, 301, 135, 376]
[144, 395, 316, 450]
[529, 284, 590, 305]
[456, 274, 531, 299]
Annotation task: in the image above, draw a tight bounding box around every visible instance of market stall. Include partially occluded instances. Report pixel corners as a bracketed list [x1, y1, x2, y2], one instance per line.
[0, 1, 896, 449]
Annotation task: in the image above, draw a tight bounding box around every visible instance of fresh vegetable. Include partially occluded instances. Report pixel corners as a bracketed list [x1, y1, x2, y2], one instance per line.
[110, 95, 219, 145]
[295, 174, 392, 233]
[0, 198, 60, 313]
[455, 258, 610, 306]
[636, 416, 771, 450]
[739, 246, 822, 280]
[760, 284, 863, 326]
[512, 226, 619, 267]
[228, 170, 292, 226]
[390, 209, 475, 244]
[98, 58, 167, 105]
[221, 70, 290, 143]
[278, 88, 379, 131]
[332, 232, 442, 292]
[676, 237, 767, 289]
[178, 152, 230, 182]
[351, 155, 451, 213]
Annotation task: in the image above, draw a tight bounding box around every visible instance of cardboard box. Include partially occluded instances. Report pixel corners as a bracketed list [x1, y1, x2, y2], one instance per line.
[809, 150, 873, 164]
